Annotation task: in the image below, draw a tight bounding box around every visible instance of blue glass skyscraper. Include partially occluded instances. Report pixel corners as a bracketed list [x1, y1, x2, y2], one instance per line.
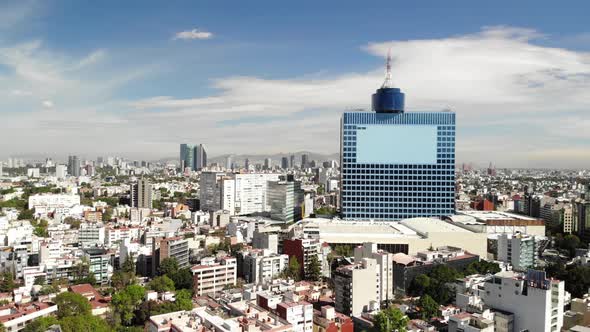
[340, 53, 455, 221]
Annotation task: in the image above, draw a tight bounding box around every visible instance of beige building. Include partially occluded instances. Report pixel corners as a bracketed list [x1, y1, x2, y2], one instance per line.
[354, 242, 394, 304]
[191, 256, 237, 296]
[334, 258, 380, 317]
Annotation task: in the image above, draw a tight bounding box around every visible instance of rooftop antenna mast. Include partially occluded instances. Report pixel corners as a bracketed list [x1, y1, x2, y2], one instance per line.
[381, 48, 394, 88]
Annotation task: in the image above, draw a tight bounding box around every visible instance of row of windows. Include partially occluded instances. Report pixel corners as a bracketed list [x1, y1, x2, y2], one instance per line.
[343, 171, 454, 176]
[342, 189, 454, 195]
[342, 211, 454, 219]
[343, 178, 454, 182]
[344, 163, 454, 169]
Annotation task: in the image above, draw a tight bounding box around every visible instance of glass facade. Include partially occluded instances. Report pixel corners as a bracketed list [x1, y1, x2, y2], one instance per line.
[340, 111, 456, 221]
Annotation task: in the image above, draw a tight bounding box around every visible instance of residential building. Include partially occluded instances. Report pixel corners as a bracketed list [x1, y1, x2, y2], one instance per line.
[79, 222, 106, 247]
[340, 53, 455, 221]
[448, 312, 494, 332]
[0, 302, 58, 332]
[301, 154, 309, 169]
[497, 233, 540, 271]
[83, 248, 111, 285]
[130, 177, 152, 209]
[55, 164, 67, 179]
[276, 301, 313, 332]
[564, 204, 574, 234]
[354, 242, 394, 304]
[191, 256, 237, 296]
[283, 238, 322, 280]
[481, 270, 565, 332]
[159, 237, 189, 269]
[240, 249, 288, 284]
[312, 306, 354, 332]
[334, 258, 380, 317]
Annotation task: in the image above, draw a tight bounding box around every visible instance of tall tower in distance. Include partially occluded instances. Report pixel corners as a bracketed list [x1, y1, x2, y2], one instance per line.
[131, 177, 152, 209]
[340, 51, 456, 221]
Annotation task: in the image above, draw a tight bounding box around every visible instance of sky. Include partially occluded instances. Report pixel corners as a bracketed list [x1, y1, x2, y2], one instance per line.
[0, 1, 589, 168]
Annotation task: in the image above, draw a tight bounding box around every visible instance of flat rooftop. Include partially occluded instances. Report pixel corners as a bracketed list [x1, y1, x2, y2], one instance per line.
[457, 210, 538, 221]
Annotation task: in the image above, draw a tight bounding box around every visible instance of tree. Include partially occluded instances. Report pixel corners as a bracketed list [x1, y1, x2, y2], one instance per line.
[410, 274, 431, 296]
[282, 256, 301, 281]
[18, 209, 35, 220]
[418, 295, 439, 321]
[22, 316, 59, 332]
[54, 292, 92, 319]
[64, 217, 81, 229]
[306, 254, 322, 281]
[148, 275, 175, 293]
[373, 306, 409, 332]
[0, 272, 17, 292]
[102, 208, 113, 222]
[111, 284, 146, 325]
[171, 268, 193, 290]
[159, 258, 179, 277]
[60, 315, 110, 332]
[174, 289, 194, 311]
[33, 275, 46, 286]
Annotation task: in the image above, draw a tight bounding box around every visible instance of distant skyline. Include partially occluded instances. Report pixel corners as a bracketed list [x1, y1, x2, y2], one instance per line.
[1, 1, 589, 168]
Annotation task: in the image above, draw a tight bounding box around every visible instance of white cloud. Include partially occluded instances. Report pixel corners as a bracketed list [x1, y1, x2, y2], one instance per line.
[1, 26, 590, 168]
[10, 89, 32, 96]
[173, 28, 213, 40]
[42, 100, 54, 108]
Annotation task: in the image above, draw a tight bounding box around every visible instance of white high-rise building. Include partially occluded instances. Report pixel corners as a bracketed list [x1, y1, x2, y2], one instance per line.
[334, 258, 380, 317]
[497, 233, 540, 271]
[354, 242, 394, 304]
[199, 172, 280, 215]
[481, 270, 565, 332]
[55, 164, 67, 179]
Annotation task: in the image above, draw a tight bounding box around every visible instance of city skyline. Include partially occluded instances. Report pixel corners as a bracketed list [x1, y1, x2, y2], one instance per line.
[0, 1, 589, 168]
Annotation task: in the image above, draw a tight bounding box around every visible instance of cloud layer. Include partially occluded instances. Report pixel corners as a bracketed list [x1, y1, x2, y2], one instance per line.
[173, 29, 213, 40]
[1, 26, 590, 168]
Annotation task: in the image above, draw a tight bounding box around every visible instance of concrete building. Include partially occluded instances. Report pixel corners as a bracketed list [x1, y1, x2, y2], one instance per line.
[448, 312, 494, 332]
[240, 249, 288, 284]
[194, 144, 207, 170]
[497, 233, 540, 271]
[276, 301, 313, 332]
[191, 256, 237, 296]
[451, 210, 546, 237]
[481, 270, 565, 332]
[0, 302, 58, 332]
[130, 177, 152, 209]
[283, 238, 323, 280]
[392, 247, 479, 296]
[334, 258, 380, 317]
[159, 237, 189, 269]
[564, 204, 574, 234]
[79, 222, 106, 247]
[354, 242, 394, 304]
[312, 306, 354, 332]
[83, 248, 111, 285]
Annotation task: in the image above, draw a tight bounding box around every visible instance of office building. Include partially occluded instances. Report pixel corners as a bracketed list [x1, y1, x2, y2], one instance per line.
[130, 177, 152, 209]
[55, 164, 67, 179]
[281, 157, 289, 169]
[264, 158, 272, 170]
[497, 233, 540, 271]
[340, 53, 455, 221]
[290, 155, 295, 168]
[301, 154, 309, 169]
[574, 185, 590, 241]
[226, 155, 233, 170]
[194, 144, 207, 170]
[67, 155, 81, 177]
[159, 237, 189, 269]
[481, 270, 564, 332]
[334, 258, 380, 317]
[268, 176, 304, 223]
[191, 256, 237, 296]
[179, 143, 194, 171]
[564, 204, 574, 234]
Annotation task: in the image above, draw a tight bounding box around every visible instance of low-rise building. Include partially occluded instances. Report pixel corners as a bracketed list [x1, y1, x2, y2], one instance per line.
[191, 256, 237, 296]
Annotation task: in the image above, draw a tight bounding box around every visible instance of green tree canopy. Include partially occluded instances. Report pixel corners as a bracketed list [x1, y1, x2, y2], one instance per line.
[111, 284, 146, 326]
[22, 316, 59, 332]
[148, 275, 175, 293]
[373, 306, 409, 332]
[306, 254, 322, 281]
[282, 256, 301, 281]
[418, 294, 439, 321]
[60, 315, 111, 332]
[171, 268, 193, 290]
[159, 258, 179, 277]
[54, 292, 92, 319]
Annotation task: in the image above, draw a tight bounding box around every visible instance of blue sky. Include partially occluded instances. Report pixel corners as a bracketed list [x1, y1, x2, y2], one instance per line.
[1, 0, 590, 168]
